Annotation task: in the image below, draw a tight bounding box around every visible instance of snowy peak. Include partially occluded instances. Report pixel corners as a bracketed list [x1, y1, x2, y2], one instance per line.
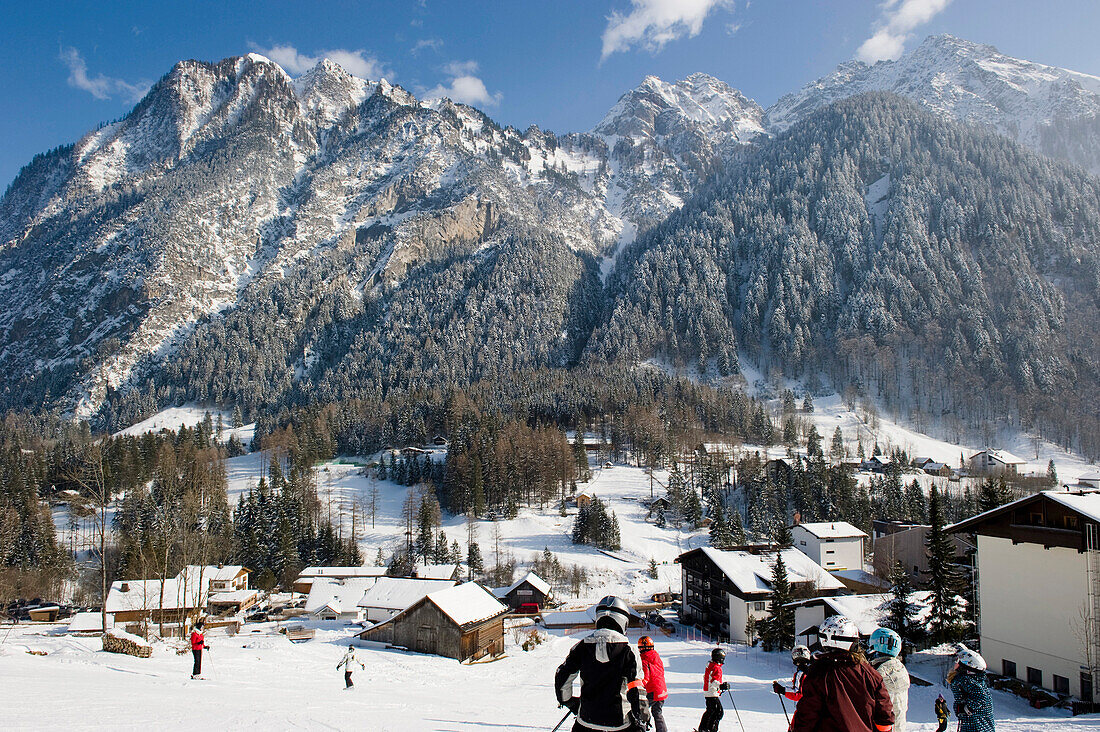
[293, 58, 373, 126]
[766, 34, 1100, 169]
[595, 72, 764, 143]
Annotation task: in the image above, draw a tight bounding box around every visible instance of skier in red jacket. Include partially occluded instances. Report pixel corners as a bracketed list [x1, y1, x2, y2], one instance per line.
[697, 647, 730, 732]
[638, 636, 668, 732]
[190, 620, 208, 679]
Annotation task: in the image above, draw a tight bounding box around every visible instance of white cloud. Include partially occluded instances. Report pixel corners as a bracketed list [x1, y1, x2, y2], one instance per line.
[412, 38, 443, 55]
[249, 43, 392, 80]
[857, 0, 952, 63]
[423, 60, 501, 107]
[601, 0, 734, 60]
[60, 47, 150, 102]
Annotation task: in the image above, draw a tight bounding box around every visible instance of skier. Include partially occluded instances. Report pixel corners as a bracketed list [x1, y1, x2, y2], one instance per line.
[948, 646, 995, 732]
[697, 647, 730, 732]
[773, 644, 812, 702]
[337, 644, 365, 689]
[189, 619, 208, 679]
[638, 636, 668, 732]
[934, 694, 950, 732]
[868, 628, 909, 732]
[789, 614, 895, 732]
[555, 596, 651, 732]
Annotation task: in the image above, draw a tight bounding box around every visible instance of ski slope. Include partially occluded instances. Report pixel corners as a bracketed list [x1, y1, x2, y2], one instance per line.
[1, 623, 1095, 731]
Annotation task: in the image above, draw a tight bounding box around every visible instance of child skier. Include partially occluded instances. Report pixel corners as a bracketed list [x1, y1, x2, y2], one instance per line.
[638, 636, 668, 732]
[697, 647, 730, 732]
[337, 644, 365, 688]
[869, 628, 909, 732]
[189, 620, 208, 679]
[948, 646, 995, 732]
[788, 615, 895, 732]
[773, 644, 812, 702]
[934, 694, 950, 732]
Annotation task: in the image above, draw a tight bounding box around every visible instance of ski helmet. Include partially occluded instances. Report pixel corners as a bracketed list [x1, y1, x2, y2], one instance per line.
[593, 596, 632, 633]
[638, 636, 655, 652]
[711, 647, 726, 664]
[869, 628, 902, 658]
[955, 645, 987, 672]
[348, 644, 355, 650]
[818, 615, 860, 652]
[791, 645, 811, 664]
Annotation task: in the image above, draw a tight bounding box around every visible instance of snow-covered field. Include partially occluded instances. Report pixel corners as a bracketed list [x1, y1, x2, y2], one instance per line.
[2, 622, 1096, 731]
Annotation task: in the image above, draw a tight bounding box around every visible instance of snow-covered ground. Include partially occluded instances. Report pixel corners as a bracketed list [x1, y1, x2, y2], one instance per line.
[114, 404, 255, 446]
[2, 622, 1096, 730]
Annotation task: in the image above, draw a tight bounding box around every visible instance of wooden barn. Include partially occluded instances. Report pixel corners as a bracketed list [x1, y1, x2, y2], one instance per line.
[494, 571, 552, 611]
[359, 582, 507, 663]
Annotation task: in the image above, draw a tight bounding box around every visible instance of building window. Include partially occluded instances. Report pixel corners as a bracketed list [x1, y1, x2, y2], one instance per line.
[1002, 660, 1017, 678]
[753, 601, 766, 612]
[826, 561, 835, 566]
[1027, 667, 1042, 687]
[1081, 672, 1093, 702]
[800, 541, 806, 546]
[826, 549, 835, 554]
[1054, 675, 1069, 696]
[1029, 512, 1044, 526]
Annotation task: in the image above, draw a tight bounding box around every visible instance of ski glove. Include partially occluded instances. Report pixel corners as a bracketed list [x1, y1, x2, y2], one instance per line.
[562, 697, 580, 714]
[772, 681, 785, 695]
[719, 682, 730, 691]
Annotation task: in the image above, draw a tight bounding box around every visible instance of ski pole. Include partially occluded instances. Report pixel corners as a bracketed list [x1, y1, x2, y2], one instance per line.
[777, 691, 790, 726]
[725, 689, 747, 732]
[550, 709, 572, 732]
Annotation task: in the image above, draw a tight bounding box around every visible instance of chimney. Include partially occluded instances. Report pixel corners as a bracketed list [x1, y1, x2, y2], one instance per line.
[120, 582, 129, 592]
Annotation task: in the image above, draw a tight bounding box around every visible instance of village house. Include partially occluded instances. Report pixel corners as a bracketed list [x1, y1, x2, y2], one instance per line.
[357, 577, 457, 623]
[791, 521, 867, 571]
[862, 455, 893, 473]
[358, 582, 507, 662]
[304, 578, 377, 622]
[948, 489, 1100, 703]
[967, 449, 1026, 477]
[493, 571, 552, 611]
[105, 565, 252, 627]
[414, 563, 463, 581]
[871, 522, 971, 587]
[676, 545, 846, 644]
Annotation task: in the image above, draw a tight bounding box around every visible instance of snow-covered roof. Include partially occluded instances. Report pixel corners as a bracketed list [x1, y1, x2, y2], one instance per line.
[426, 583, 507, 627]
[209, 589, 258, 604]
[357, 577, 456, 611]
[299, 566, 388, 579]
[694, 547, 846, 595]
[415, 564, 459, 580]
[503, 571, 551, 597]
[204, 565, 248, 581]
[971, 449, 1025, 464]
[305, 578, 377, 615]
[105, 577, 203, 613]
[542, 601, 644, 627]
[948, 489, 1100, 532]
[68, 611, 111, 632]
[793, 521, 867, 539]
[832, 569, 892, 590]
[789, 591, 934, 636]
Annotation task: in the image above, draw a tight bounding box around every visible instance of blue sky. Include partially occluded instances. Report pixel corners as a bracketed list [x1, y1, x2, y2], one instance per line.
[2, 0, 1098, 190]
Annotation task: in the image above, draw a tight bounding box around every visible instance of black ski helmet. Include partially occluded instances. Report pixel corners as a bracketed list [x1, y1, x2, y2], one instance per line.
[594, 595, 632, 633]
[711, 647, 726, 663]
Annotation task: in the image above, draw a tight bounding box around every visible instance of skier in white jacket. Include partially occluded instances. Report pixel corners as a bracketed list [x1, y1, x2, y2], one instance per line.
[869, 628, 909, 732]
[337, 645, 365, 689]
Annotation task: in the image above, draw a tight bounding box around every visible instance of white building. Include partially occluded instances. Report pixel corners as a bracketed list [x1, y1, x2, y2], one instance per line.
[949, 489, 1100, 702]
[293, 566, 387, 594]
[788, 592, 933, 648]
[357, 577, 457, 623]
[304, 578, 378, 622]
[677, 546, 846, 644]
[967, 449, 1026, 476]
[791, 521, 867, 571]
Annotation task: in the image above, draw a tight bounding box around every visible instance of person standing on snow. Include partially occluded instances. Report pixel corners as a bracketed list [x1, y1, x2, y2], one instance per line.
[697, 647, 731, 732]
[773, 644, 813, 703]
[869, 628, 909, 732]
[189, 620, 208, 679]
[638, 636, 668, 732]
[949, 646, 995, 732]
[789, 615, 894, 732]
[555, 596, 651, 732]
[337, 644, 365, 689]
[934, 694, 950, 732]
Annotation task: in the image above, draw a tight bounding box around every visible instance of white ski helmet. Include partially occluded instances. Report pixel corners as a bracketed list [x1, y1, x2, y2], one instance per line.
[956, 645, 987, 672]
[792, 645, 811, 664]
[818, 615, 860, 652]
[593, 596, 632, 633]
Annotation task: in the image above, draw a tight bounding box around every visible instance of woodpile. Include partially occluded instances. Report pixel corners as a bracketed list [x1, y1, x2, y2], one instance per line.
[102, 631, 152, 658]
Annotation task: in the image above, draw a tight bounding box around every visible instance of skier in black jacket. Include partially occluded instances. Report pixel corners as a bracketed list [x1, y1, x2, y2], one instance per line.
[555, 596, 651, 732]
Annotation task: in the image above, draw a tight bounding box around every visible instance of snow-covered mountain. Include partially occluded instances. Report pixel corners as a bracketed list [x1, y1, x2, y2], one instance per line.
[766, 34, 1100, 173]
[0, 56, 754, 417]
